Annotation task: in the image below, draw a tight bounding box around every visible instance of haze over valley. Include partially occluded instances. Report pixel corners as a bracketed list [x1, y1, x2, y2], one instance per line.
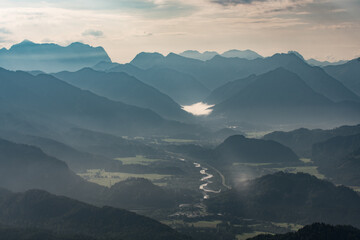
[0, 0, 360, 239]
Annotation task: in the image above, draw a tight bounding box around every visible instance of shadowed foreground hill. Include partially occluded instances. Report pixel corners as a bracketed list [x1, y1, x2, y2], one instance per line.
[0, 130, 121, 172]
[0, 188, 191, 240]
[250, 223, 360, 240]
[0, 138, 195, 210]
[107, 178, 198, 209]
[263, 124, 360, 157]
[215, 135, 299, 164]
[312, 134, 360, 186]
[0, 138, 104, 204]
[205, 172, 360, 226]
[0, 224, 95, 240]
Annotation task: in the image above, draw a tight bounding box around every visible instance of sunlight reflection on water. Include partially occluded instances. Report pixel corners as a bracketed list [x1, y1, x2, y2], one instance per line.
[182, 102, 214, 116]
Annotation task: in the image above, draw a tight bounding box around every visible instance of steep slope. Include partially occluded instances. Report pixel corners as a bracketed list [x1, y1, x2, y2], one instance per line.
[207, 53, 359, 102]
[0, 40, 111, 72]
[211, 68, 340, 124]
[107, 178, 197, 209]
[0, 224, 95, 240]
[312, 134, 360, 186]
[0, 189, 190, 240]
[109, 64, 210, 105]
[324, 58, 360, 96]
[0, 131, 120, 172]
[263, 124, 360, 157]
[205, 74, 256, 104]
[57, 127, 157, 159]
[0, 138, 104, 204]
[53, 68, 191, 121]
[0, 67, 203, 137]
[206, 172, 360, 226]
[250, 223, 360, 240]
[215, 135, 299, 164]
[129, 51, 359, 100]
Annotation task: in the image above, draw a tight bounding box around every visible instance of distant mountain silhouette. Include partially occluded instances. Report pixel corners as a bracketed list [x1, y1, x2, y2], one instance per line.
[53, 68, 191, 121]
[250, 223, 360, 240]
[215, 135, 299, 163]
[179, 49, 262, 61]
[264, 124, 360, 157]
[221, 49, 262, 59]
[129, 51, 358, 100]
[92, 60, 121, 71]
[0, 40, 111, 72]
[307, 58, 347, 67]
[206, 172, 360, 226]
[0, 188, 190, 240]
[324, 58, 360, 96]
[130, 52, 165, 70]
[179, 50, 219, 61]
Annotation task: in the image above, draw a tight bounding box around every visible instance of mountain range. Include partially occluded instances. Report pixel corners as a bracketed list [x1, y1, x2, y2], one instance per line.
[0, 188, 190, 240]
[179, 49, 263, 61]
[0, 40, 111, 72]
[206, 172, 360, 226]
[324, 58, 360, 96]
[53, 68, 191, 121]
[264, 124, 360, 157]
[250, 223, 360, 240]
[210, 68, 360, 125]
[0, 67, 205, 137]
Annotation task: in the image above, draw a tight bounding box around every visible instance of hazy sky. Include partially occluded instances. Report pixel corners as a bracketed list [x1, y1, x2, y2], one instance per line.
[0, 0, 359, 62]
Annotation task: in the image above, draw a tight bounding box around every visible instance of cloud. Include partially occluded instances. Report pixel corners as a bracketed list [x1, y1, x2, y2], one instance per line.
[0, 0, 197, 19]
[0, 27, 11, 34]
[210, 0, 314, 8]
[82, 29, 104, 37]
[212, 0, 267, 5]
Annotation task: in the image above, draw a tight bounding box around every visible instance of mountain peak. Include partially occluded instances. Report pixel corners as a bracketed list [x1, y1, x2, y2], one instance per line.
[19, 39, 35, 45]
[1, 41, 111, 72]
[288, 50, 305, 61]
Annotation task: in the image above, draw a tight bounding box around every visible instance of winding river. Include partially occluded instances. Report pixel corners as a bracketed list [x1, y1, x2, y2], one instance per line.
[194, 162, 221, 199]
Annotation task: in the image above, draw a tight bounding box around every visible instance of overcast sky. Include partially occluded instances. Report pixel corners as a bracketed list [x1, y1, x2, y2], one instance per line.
[0, 0, 359, 62]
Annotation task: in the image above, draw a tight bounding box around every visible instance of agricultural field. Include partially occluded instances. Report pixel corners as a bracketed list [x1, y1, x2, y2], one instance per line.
[163, 220, 222, 229]
[78, 169, 172, 187]
[114, 155, 164, 165]
[236, 231, 273, 240]
[271, 222, 303, 231]
[162, 138, 196, 143]
[270, 166, 326, 179]
[245, 131, 273, 139]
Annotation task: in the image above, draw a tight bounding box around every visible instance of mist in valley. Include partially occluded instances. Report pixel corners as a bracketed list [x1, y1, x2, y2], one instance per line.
[0, 1, 360, 240]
